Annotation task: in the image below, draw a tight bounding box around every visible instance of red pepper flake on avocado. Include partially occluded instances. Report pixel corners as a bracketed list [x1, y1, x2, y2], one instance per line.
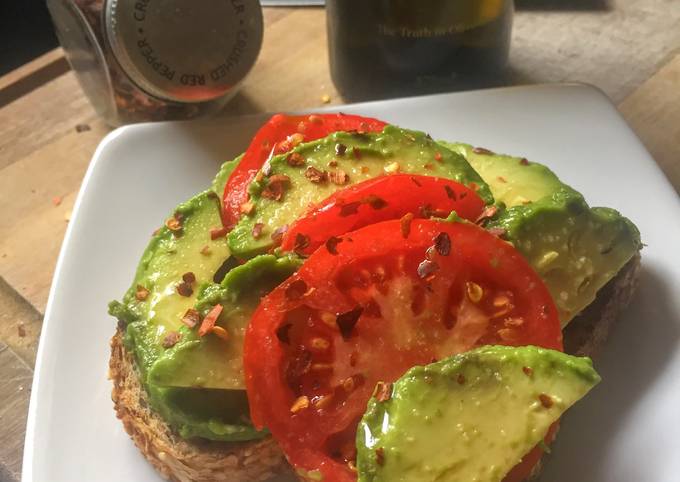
[135, 284, 150, 301]
[181, 308, 200, 328]
[262, 174, 291, 201]
[374, 381, 393, 402]
[472, 146, 494, 155]
[305, 166, 328, 184]
[539, 393, 554, 408]
[198, 304, 223, 337]
[162, 331, 182, 348]
[329, 169, 349, 185]
[287, 152, 306, 167]
[240, 200, 255, 215]
[252, 222, 264, 239]
[375, 447, 385, 466]
[210, 226, 228, 240]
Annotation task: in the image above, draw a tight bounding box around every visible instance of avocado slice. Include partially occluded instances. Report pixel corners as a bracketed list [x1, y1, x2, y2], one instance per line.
[229, 126, 493, 260]
[356, 345, 600, 482]
[441, 142, 573, 207]
[440, 142, 641, 325]
[488, 190, 641, 325]
[147, 253, 302, 389]
[109, 189, 231, 376]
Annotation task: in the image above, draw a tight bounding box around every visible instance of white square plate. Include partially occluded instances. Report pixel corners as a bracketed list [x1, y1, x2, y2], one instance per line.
[23, 84, 680, 482]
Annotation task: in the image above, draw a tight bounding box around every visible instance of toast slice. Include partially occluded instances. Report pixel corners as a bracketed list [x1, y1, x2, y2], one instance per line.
[109, 254, 641, 482]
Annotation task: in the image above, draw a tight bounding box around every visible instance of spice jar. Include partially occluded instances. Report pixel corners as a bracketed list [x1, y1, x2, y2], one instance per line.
[47, 0, 263, 126]
[326, 0, 514, 100]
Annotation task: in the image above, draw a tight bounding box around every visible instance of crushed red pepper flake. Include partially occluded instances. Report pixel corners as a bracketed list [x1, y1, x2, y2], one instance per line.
[375, 447, 385, 466]
[328, 159, 339, 168]
[410, 176, 422, 187]
[444, 185, 457, 200]
[293, 233, 311, 253]
[374, 381, 393, 402]
[329, 169, 349, 185]
[17, 324, 26, 337]
[434, 152, 443, 162]
[339, 201, 361, 217]
[520, 157, 529, 166]
[457, 374, 466, 385]
[434, 232, 452, 256]
[271, 224, 289, 243]
[52, 196, 62, 206]
[326, 236, 342, 254]
[181, 308, 200, 328]
[523, 366, 534, 377]
[335, 143, 347, 156]
[135, 285, 150, 301]
[210, 226, 229, 240]
[240, 201, 255, 215]
[423, 163, 434, 170]
[165, 216, 182, 232]
[287, 152, 306, 167]
[276, 323, 293, 344]
[198, 304, 223, 337]
[305, 166, 328, 183]
[473, 146, 494, 155]
[475, 205, 498, 224]
[364, 194, 388, 210]
[285, 279, 309, 301]
[400, 213, 414, 238]
[417, 259, 439, 279]
[353, 148, 362, 160]
[200, 245, 211, 255]
[211, 326, 230, 341]
[497, 176, 507, 183]
[252, 222, 265, 239]
[182, 272, 196, 284]
[176, 282, 193, 297]
[539, 393, 554, 408]
[162, 331, 182, 348]
[262, 174, 291, 201]
[290, 395, 310, 413]
[336, 306, 363, 340]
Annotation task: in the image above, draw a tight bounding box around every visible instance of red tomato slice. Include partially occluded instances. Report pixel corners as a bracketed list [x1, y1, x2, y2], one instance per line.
[280, 174, 486, 256]
[222, 113, 387, 228]
[244, 219, 562, 482]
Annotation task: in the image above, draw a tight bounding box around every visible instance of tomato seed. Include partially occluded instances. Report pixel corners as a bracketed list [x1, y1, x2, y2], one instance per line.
[465, 282, 483, 303]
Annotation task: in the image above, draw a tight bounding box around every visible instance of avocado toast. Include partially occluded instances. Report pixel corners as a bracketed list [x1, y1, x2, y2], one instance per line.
[108, 113, 641, 482]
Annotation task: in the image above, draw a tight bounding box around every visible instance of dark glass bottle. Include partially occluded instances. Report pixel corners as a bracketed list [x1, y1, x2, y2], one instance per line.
[326, 0, 514, 100]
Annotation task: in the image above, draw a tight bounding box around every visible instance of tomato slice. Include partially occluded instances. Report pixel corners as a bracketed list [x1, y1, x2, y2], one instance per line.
[280, 174, 486, 256]
[244, 219, 562, 482]
[503, 422, 559, 482]
[222, 113, 387, 228]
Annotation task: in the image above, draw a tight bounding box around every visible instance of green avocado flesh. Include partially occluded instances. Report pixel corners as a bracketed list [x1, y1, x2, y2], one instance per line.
[228, 126, 493, 260]
[149, 253, 302, 390]
[441, 142, 641, 325]
[109, 158, 277, 441]
[356, 345, 600, 482]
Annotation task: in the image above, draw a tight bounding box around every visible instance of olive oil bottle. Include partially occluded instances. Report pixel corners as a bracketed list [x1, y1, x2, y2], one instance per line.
[326, 0, 513, 100]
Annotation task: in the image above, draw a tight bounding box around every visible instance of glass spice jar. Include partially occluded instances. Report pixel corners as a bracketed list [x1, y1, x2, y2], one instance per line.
[47, 0, 263, 126]
[326, 0, 514, 101]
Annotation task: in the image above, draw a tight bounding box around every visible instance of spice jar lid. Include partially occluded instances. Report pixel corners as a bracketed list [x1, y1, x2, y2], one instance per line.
[105, 0, 263, 103]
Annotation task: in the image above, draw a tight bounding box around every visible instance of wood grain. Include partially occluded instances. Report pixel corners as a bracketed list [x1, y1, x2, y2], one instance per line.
[619, 53, 680, 192]
[0, 48, 69, 109]
[0, 342, 33, 482]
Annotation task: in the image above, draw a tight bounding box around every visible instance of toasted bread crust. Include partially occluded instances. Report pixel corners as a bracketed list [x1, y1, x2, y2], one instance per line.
[110, 254, 641, 482]
[109, 330, 291, 482]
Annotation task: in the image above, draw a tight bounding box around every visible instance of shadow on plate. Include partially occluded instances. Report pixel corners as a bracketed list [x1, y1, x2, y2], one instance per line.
[539, 264, 680, 480]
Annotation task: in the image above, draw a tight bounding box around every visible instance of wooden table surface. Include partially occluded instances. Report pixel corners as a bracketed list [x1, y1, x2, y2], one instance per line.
[1, 4, 679, 481]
